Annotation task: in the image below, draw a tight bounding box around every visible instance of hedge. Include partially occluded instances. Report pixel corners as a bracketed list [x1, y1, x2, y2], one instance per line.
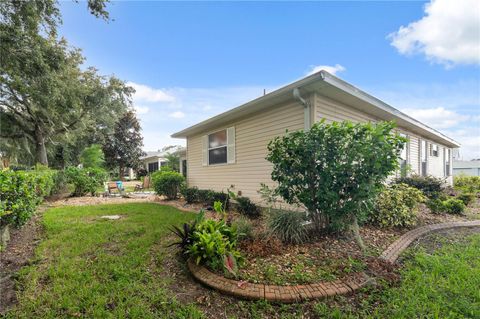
[0, 168, 59, 228]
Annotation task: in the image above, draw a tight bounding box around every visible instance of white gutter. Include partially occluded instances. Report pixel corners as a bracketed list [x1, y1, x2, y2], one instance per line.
[293, 88, 312, 131]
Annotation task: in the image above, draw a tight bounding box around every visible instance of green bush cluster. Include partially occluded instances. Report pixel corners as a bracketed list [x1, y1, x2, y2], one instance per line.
[369, 184, 426, 228]
[180, 187, 230, 208]
[457, 193, 475, 206]
[152, 170, 185, 200]
[235, 196, 261, 219]
[394, 175, 444, 199]
[0, 168, 58, 227]
[454, 176, 480, 194]
[65, 167, 107, 197]
[268, 210, 308, 244]
[427, 198, 466, 215]
[186, 219, 242, 270]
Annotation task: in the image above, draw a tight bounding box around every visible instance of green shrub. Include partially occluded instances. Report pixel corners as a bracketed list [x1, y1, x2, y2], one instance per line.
[236, 196, 260, 218]
[187, 219, 241, 269]
[152, 171, 185, 200]
[232, 216, 254, 241]
[210, 191, 229, 209]
[369, 184, 426, 228]
[197, 189, 213, 204]
[457, 193, 475, 206]
[443, 199, 466, 214]
[427, 198, 466, 215]
[427, 198, 445, 214]
[268, 210, 308, 244]
[0, 168, 58, 227]
[454, 176, 480, 194]
[181, 187, 199, 203]
[65, 167, 107, 197]
[394, 175, 444, 199]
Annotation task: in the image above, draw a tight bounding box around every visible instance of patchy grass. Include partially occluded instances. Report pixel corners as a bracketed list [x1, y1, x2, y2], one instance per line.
[4, 203, 202, 319]
[5, 202, 479, 318]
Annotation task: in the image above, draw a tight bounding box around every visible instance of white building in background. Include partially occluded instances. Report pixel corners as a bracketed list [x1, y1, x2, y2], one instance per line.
[453, 160, 480, 176]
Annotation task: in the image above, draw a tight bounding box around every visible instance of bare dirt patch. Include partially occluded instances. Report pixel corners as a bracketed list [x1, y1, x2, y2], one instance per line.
[0, 210, 44, 314]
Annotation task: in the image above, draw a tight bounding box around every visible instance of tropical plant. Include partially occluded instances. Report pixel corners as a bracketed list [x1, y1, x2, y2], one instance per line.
[268, 210, 308, 245]
[267, 120, 405, 250]
[152, 170, 185, 200]
[187, 219, 241, 268]
[168, 210, 205, 253]
[369, 184, 426, 228]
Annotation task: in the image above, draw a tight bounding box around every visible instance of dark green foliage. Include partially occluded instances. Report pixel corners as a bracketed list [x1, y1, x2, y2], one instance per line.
[187, 219, 241, 268]
[197, 189, 214, 204]
[369, 184, 426, 228]
[443, 199, 466, 214]
[236, 196, 260, 218]
[0, 168, 58, 227]
[152, 171, 185, 200]
[427, 198, 466, 215]
[181, 187, 199, 204]
[457, 193, 475, 206]
[64, 167, 107, 197]
[267, 120, 405, 233]
[210, 191, 230, 209]
[168, 210, 204, 253]
[394, 175, 445, 199]
[268, 210, 308, 245]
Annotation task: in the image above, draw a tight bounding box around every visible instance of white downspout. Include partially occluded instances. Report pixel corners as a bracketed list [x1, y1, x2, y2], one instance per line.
[293, 88, 311, 131]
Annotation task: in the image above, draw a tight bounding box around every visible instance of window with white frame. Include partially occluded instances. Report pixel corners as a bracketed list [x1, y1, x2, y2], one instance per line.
[399, 133, 408, 176]
[430, 144, 439, 157]
[203, 127, 236, 166]
[420, 139, 427, 176]
[208, 129, 228, 165]
[445, 148, 451, 177]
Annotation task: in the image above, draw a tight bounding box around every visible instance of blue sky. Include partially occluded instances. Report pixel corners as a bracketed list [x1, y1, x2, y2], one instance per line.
[59, 0, 479, 159]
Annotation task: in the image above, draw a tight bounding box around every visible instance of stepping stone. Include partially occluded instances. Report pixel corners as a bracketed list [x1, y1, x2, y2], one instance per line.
[100, 215, 122, 220]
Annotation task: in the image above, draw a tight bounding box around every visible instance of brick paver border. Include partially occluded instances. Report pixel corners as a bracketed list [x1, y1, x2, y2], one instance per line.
[188, 220, 480, 302]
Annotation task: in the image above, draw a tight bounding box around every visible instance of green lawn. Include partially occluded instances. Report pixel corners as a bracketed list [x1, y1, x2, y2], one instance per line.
[5, 203, 202, 319]
[5, 203, 480, 318]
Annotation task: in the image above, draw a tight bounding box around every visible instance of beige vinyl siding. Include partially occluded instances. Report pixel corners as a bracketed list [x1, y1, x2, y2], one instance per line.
[186, 100, 305, 202]
[314, 93, 452, 183]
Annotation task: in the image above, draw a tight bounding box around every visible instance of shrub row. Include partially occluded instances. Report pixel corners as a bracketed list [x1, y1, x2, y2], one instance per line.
[427, 198, 466, 215]
[394, 175, 444, 199]
[180, 187, 230, 208]
[0, 168, 59, 227]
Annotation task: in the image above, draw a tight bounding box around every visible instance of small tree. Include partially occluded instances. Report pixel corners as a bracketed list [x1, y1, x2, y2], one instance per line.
[103, 111, 146, 180]
[266, 120, 406, 251]
[80, 144, 105, 168]
[164, 152, 180, 172]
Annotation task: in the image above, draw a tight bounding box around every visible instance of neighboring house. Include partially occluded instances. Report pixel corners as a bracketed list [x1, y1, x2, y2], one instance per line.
[139, 147, 187, 176]
[453, 160, 480, 176]
[172, 71, 460, 202]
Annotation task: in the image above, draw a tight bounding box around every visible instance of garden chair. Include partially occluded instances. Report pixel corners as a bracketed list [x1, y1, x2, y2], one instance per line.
[134, 176, 150, 192]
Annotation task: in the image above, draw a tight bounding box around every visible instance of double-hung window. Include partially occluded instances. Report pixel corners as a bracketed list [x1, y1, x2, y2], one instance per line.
[430, 144, 439, 157]
[208, 130, 228, 165]
[202, 127, 236, 166]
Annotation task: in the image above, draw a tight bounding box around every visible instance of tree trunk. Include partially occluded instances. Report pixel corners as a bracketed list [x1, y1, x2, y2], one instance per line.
[35, 127, 48, 166]
[350, 215, 366, 253]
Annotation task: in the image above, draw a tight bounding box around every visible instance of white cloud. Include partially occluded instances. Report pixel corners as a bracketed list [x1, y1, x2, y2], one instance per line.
[401, 107, 470, 129]
[389, 0, 480, 66]
[127, 81, 175, 103]
[134, 105, 150, 114]
[306, 64, 346, 75]
[168, 111, 185, 119]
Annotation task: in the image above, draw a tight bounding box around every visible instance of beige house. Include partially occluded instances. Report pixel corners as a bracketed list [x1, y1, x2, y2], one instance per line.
[172, 71, 460, 202]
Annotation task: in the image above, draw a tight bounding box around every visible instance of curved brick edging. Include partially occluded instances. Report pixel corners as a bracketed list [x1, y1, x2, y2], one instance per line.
[188, 220, 480, 302]
[380, 220, 480, 263]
